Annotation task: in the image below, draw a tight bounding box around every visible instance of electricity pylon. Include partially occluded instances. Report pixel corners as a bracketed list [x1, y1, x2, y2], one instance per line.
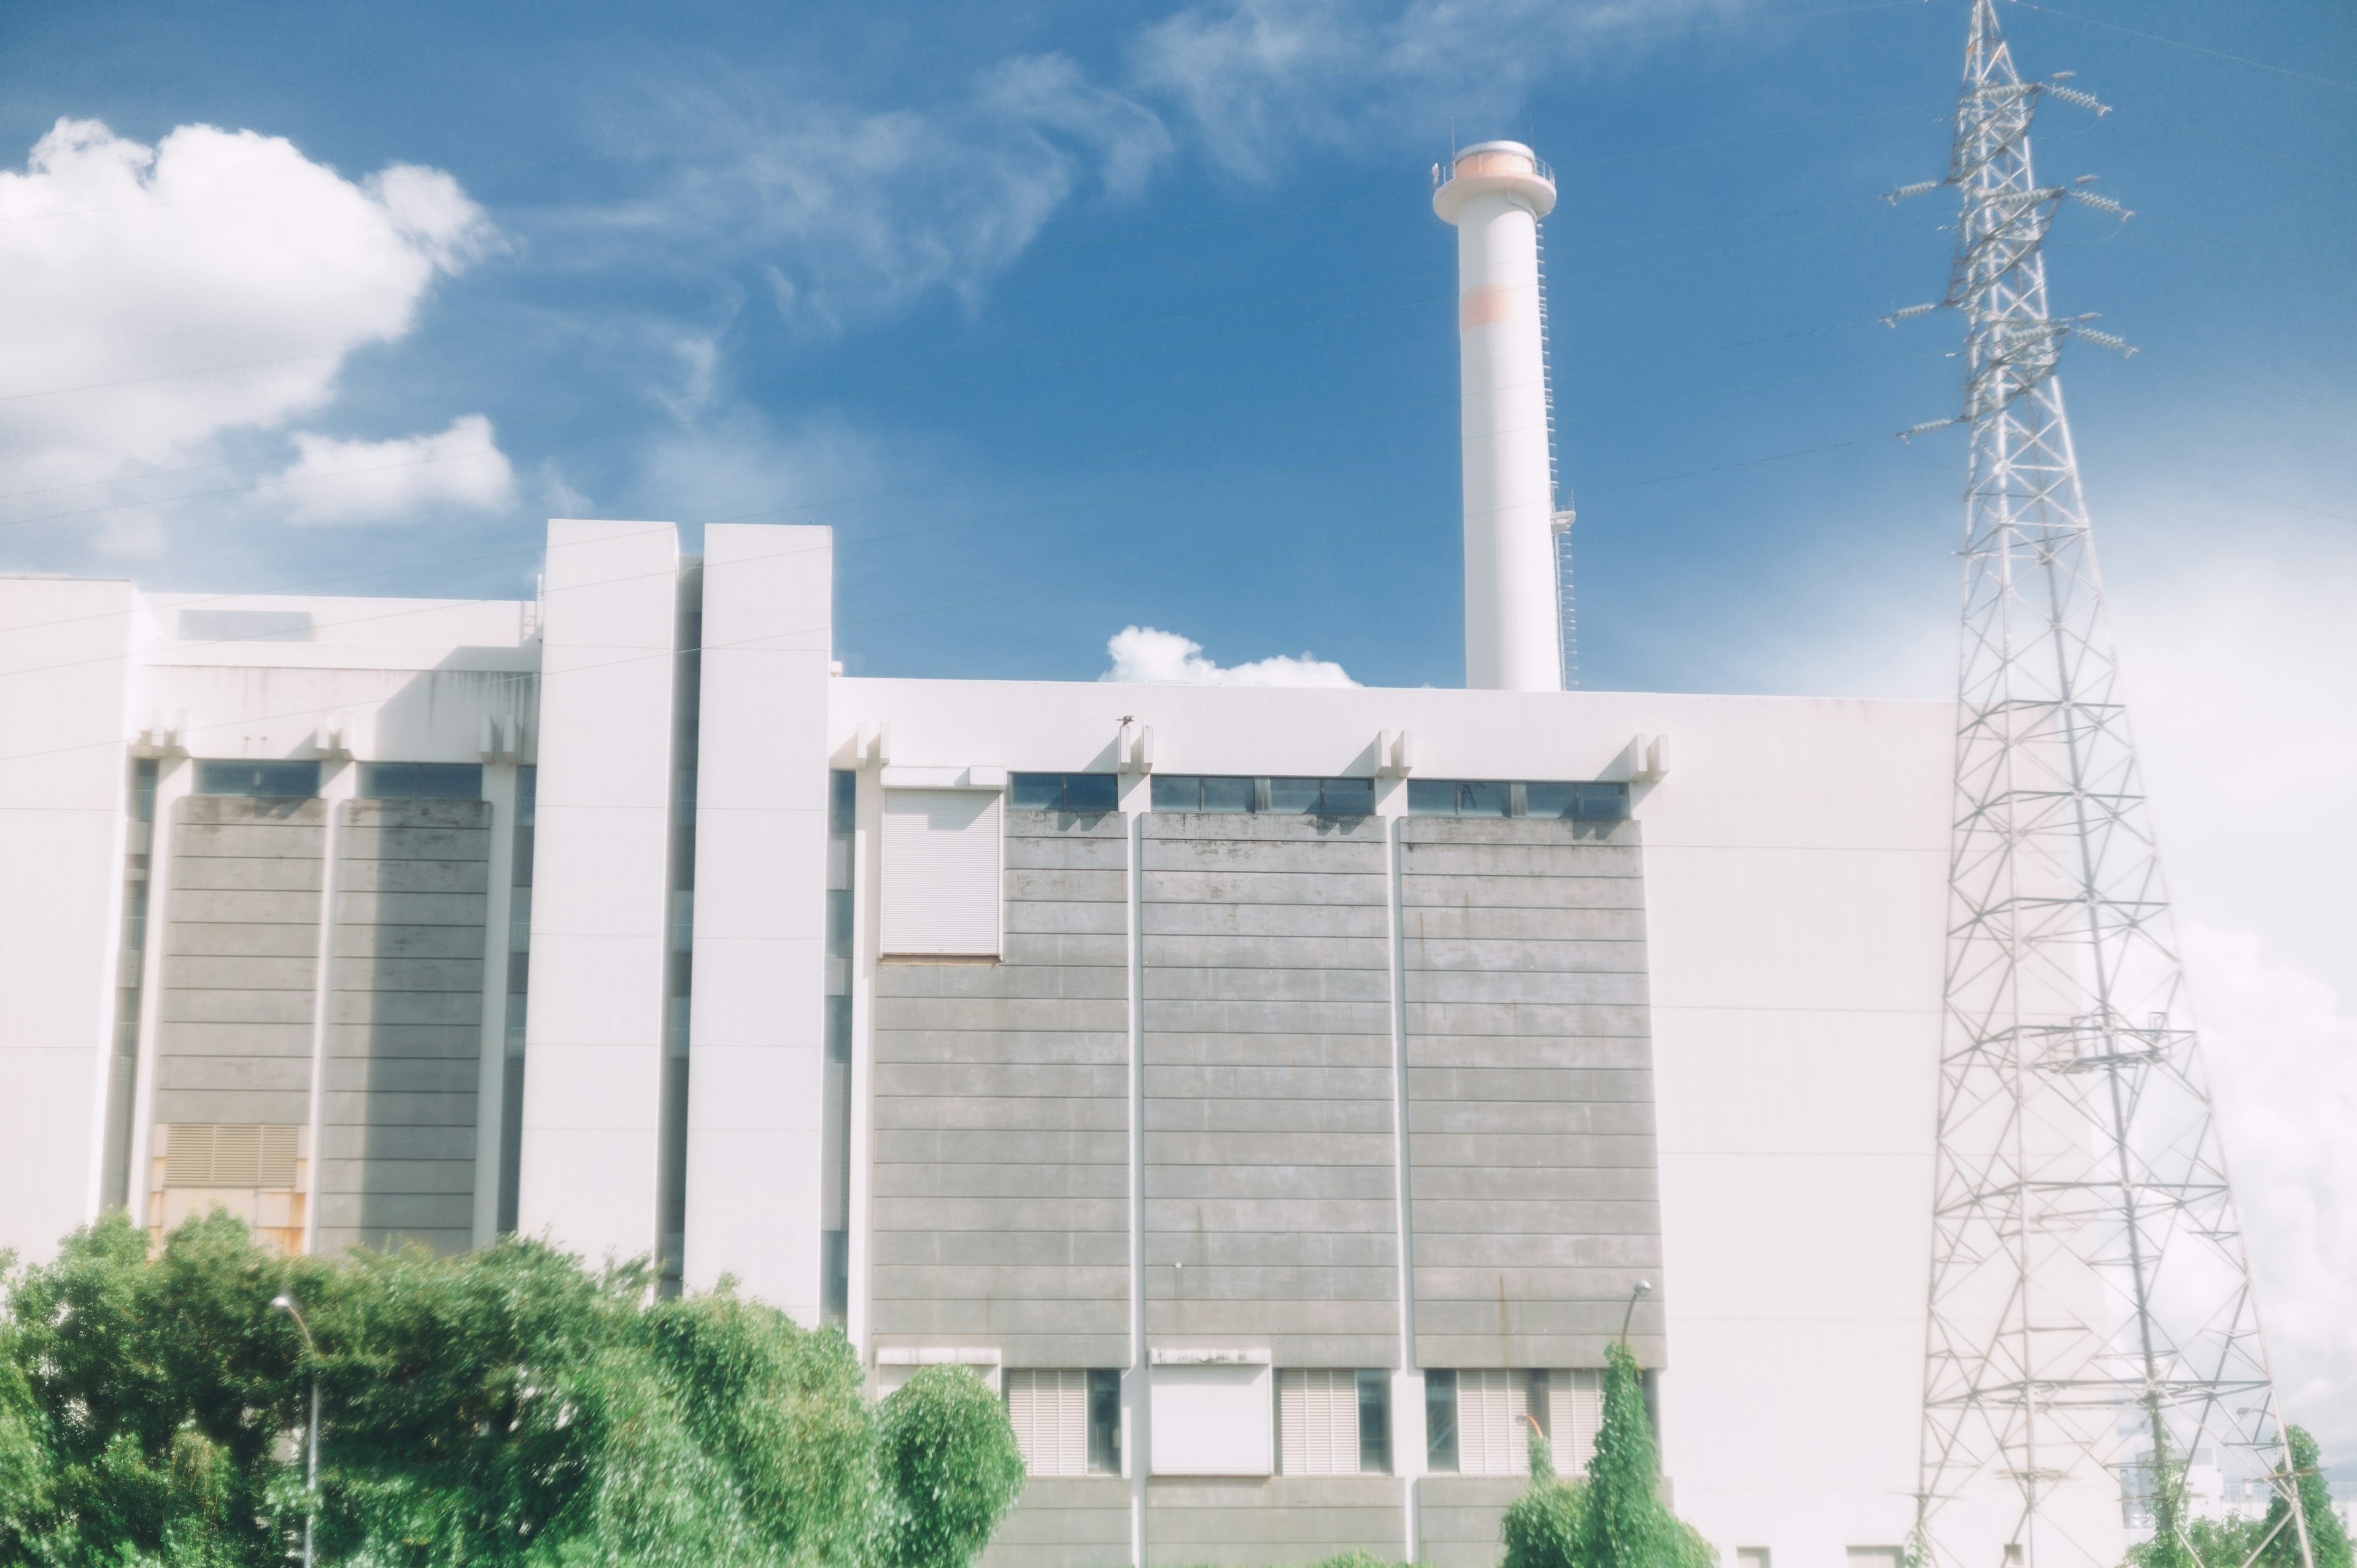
[1889, 5, 2313, 1566]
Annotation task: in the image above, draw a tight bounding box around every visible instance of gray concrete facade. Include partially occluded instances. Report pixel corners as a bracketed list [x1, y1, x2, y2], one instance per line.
[319, 797, 492, 1256]
[872, 805, 1134, 1369]
[904, 803, 1664, 1568]
[155, 795, 326, 1132]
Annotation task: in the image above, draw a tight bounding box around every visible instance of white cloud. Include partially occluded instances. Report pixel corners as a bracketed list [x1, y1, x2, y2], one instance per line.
[1100, 624, 1358, 686]
[1134, 0, 1734, 180]
[632, 407, 887, 529]
[575, 53, 1171, 331]
[2184, 924, 2357, 1459]
[0, 117, 498, 501]
[270, 414, 515, 526]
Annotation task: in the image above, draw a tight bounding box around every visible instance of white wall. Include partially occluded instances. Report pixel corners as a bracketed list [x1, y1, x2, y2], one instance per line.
[517, 519, 680, 1265]
[0, 579, 137, 1262]
[683, 523, 834, 1315]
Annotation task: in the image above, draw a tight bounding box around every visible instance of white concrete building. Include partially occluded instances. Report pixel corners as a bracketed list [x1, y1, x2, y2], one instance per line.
[0, 141, 2105, 1567]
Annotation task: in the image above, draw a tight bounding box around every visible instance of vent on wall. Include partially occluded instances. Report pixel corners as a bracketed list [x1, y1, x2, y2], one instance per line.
[163, 1124, 301, 1189]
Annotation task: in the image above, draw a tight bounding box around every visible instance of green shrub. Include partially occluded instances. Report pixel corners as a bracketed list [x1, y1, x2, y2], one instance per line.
[869, 1364, 1027, 1568]
[1500, 1344, 1714, 1568]
[0, 1212, 1018, 1568]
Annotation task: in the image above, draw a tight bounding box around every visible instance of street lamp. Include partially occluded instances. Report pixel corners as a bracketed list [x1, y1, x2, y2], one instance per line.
[1619, 1280, 1653, 1344]
[271, 1294, 319, 1568]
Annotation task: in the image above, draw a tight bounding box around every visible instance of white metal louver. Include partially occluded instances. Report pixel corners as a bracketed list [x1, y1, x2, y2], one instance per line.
[880, 789, 1002, 957]
[1547, 1369, 1603, 1471]
[1005, 1369, 1088, 1477]
[1455, 1369, 1531, 1477]
[163, 1124, 300, 1189]
[1278, 1369, 1361, 1475]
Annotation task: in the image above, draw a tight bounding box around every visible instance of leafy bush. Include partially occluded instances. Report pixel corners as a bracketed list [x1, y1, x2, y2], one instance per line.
[1502, 1343, 1714, 1568]
[869, 1365, 1027, 1568]
[0, 1211, 1021, 1568]
[1503, 1434, 1587, 1568]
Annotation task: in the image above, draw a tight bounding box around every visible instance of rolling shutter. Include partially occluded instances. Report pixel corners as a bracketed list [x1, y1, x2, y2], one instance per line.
[1005, 1369, 1088, 1477]
[880, 789, 1002, 957]
[1279, 1369, 1361, 1475]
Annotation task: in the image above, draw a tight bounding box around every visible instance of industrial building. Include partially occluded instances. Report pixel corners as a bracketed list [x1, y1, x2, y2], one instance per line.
[0, 143, 2073, 1566]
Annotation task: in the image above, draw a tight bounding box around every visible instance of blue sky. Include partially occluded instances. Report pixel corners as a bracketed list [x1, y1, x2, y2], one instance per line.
[5, 0, 2356, 1446]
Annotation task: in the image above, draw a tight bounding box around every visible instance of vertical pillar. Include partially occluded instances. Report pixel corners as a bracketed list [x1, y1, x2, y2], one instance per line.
[0, 579, 138, 1261]
[471, 761, 520, 1248]
[681, 523, 834, 1315]
[517, 519, 680, 1264]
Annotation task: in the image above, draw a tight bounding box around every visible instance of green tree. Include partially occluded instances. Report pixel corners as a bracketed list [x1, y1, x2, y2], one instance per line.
[2258, 1427, 2353, 1568]
[867, 1365, 1026, 1568]
[0, 1212, 1024, 1568]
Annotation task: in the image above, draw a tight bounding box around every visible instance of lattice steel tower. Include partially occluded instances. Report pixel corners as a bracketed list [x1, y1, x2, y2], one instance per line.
[1894, 4, 2314, 1565]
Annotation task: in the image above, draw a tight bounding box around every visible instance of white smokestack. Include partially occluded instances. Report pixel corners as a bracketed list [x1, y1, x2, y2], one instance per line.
[1434, 141, 1562, 692]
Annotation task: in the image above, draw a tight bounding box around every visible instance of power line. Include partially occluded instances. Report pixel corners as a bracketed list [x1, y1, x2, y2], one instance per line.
[2009, 1, 2357, 93]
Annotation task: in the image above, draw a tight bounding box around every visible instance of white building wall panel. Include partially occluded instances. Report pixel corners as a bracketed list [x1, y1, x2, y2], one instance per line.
[1639, 695, 1957, 1564]
[683, 522, 833, 1316]
[0, 579, 138, 1264]
[517, 519, 679, 1265]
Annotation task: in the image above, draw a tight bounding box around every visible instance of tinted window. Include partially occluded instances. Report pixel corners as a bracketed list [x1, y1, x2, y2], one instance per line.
[1318, 778, 1374, 816]
[1150, 775, 1201, 811]
[1012, 773, 1120, 813]
[195, 760, 320, 798]
[1425, 1370, 1459, 1472]
[1406, 780, 1455, 815]
[359, 762, 482, 800]
[1523, 781, 1577, 818]
[1088, 1369, 1123, 1475]
[1574, 781, 1630, 820]
[1199, 776, 1256, 813]
[1358, 1370, 1391, 1474]
[1266, 776, 1322, 814]
[828, 768, 857, 832]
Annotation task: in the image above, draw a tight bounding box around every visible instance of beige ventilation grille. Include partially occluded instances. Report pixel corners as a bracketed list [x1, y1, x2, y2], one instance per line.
[164, 1124, 300, 1189]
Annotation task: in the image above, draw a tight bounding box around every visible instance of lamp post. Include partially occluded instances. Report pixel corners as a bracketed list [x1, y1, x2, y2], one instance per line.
[270, 1293, 319, 1568]
[1619, 1280, 1652, 1345]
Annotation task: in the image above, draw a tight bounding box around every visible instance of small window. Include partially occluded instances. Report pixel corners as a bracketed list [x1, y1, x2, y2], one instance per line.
[1153, 774, 1253, 813]
[1738, 1550, 1771, 1568]
[1153, 775, 1370, 816]
[1847, 1551, 1906, 1568]
[515, 765, 538, 827]
[359, 762, 483, 800]
[1265, 777, 1374, 817]
[1357, 1370, 1391, 1475]
[1010, 772, 1119, 813]
[1425, 1370, 1459, 1473]
[194, 760, 320, 798]
[1087, 1369, 1122, 1475]
[829, 768, 857, 833]
[1406, 779, 1629, 820]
